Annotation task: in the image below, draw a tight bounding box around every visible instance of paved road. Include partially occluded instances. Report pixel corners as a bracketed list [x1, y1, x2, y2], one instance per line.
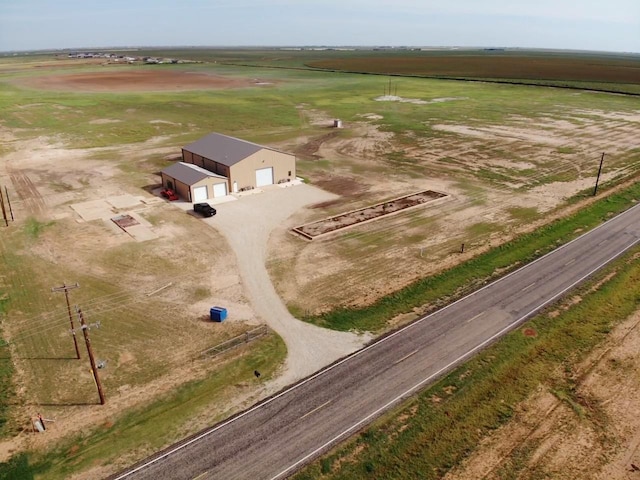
[111, 203, 640, 480]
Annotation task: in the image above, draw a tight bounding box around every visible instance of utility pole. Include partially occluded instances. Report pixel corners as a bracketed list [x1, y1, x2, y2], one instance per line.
[4, 186, 13, 221]
[593, 152, 605, 196]
[52, 283, 81, 359]
[76, 307, 105, 405]
[0, 186, 7, 227]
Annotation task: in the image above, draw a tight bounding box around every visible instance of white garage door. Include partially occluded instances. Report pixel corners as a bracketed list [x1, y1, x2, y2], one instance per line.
[213, 182, 227, 198]
[193, 186, 208, 202]
[255, 167, 274, 187]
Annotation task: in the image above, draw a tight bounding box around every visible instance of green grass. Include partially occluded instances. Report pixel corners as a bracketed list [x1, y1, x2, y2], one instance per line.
[0, 454, 33, 480]
[306, 180, 640, 332]
[23, 218, 54, 239]
[507, 206, 539, 222]
[294, 247, 640, 479]
[465, 221, 497, 237]
[0, 333, 286, 480]
[556, 146, 576, 154]
[0, 319, 12, 438]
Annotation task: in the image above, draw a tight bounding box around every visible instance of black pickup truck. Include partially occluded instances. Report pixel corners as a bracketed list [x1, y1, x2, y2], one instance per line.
[193, 203, 217, 217]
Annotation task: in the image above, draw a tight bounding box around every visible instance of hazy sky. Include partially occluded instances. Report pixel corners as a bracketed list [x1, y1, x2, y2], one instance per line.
[1, 0, 639, 53]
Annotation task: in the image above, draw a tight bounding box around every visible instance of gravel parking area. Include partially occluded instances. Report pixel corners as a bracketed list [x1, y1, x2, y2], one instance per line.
[207, 184, 371, 386]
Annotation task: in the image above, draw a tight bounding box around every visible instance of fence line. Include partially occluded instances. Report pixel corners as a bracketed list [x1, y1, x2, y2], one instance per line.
[198, 325, 269, 359]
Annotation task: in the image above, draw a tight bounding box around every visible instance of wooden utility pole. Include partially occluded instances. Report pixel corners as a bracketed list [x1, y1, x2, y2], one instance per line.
[593, 152, 605, 196]
[52, 283, 81, 359]
[4, 186, 13, 221]
[0, 186, 8, 227]
[76, 307, 105, 405]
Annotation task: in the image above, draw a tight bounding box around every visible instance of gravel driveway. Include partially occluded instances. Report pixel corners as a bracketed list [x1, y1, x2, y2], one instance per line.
[207, 184, 371, 386]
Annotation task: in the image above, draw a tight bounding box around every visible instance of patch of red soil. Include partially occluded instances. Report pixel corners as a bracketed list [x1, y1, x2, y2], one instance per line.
[523, 328, 538, 337]
[15, 69, 258, 92]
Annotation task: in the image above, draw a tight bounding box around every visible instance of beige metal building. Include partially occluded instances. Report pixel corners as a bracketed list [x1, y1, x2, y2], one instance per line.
[160, 162, 228, 202]
[181, 132, 296, 193]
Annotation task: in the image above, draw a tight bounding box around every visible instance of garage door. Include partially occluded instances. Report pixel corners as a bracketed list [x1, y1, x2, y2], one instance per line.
[193, 186, 208, 202]
[255, 167, 274, 187]
[213, 182, 227, 198]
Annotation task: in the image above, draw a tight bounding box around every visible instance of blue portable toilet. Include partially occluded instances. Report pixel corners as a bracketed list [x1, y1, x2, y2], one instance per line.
[210, 306, 227, 322]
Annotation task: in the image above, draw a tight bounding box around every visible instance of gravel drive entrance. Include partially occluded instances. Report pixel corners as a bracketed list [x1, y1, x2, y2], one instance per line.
[207, 184, 371, 386]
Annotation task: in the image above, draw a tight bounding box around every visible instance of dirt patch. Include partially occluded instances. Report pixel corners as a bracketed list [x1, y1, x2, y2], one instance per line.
[293, 190, 447, 239]
[14, 70, 260, 92]
[294, 131, 341, 160]
[312, 175, 369, 204]
[269, 100, 640, 315]
[444, 309, 640, 480]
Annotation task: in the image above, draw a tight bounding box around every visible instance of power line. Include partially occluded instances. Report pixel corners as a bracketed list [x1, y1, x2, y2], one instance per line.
[51, 283, 81, 360]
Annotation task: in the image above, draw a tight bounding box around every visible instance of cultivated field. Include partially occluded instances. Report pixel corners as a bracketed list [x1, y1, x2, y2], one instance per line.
[0, 49, 639, 478]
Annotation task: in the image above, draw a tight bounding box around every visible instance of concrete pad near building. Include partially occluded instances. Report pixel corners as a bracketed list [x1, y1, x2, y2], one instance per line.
[106, 194, 145, 210]
[70, 199, 114, 221]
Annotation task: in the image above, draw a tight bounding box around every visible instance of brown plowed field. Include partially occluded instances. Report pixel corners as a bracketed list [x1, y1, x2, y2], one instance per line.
[17, 70, 257, 92]
[308, 55, 640, 85]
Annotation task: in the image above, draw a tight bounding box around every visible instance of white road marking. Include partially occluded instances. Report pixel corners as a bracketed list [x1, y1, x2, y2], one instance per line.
[300, 400, 332, 420]
[393, 349, 419, 365]
[466, 311, 485, 323]
[565, 258, 576, 266]
[191, 471, 208, 480]
[269, 234, 640, 480]
[521, 282, 536, 292]
[113, 202, 640, 480]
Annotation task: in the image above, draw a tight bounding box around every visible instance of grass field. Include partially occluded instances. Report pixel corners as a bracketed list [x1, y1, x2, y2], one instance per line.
[114, 47, 640, 94]
[1, 49, 640, 479]
[0, 333, 286, 480]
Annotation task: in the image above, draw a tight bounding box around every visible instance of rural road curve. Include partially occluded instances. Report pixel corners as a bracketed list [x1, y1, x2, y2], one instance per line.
[111, 201, 640, 480]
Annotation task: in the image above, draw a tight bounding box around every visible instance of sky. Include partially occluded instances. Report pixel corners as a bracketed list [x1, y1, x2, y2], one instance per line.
[0, 0, 639, 53]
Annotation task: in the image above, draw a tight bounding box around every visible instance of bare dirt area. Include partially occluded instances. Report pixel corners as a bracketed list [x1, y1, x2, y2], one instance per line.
[14, 69, 260, 92]
[0, 126, 266, 462]
[444, 308, 640, 480]
[268, 104, 640, 315]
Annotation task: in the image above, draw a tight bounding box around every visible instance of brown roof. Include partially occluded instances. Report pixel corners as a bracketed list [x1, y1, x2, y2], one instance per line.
[183, 132, 280, 167]
[161, 162, 226, 186]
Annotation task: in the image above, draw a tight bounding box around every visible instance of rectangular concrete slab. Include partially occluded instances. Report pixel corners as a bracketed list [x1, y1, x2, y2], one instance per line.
[70, 199, 114, 221]
[106, 194, 143, 209]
